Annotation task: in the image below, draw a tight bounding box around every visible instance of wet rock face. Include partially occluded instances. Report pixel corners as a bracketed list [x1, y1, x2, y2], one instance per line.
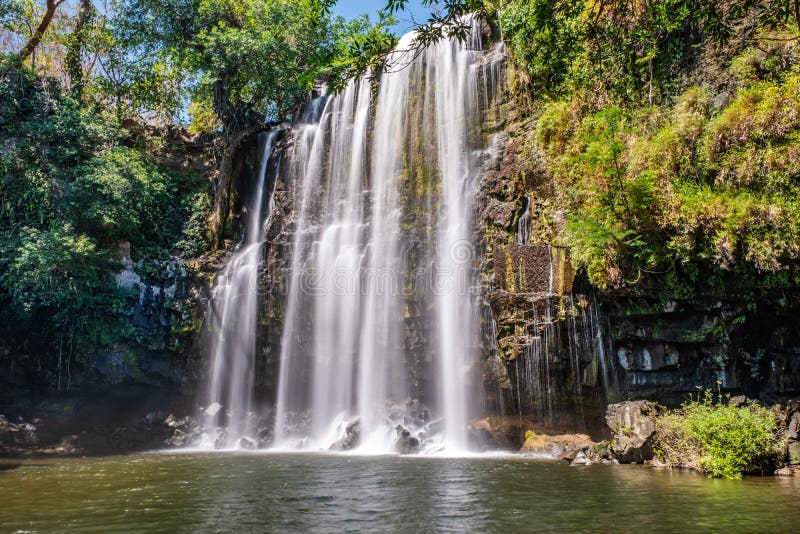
[0, 415, 38, 452]
[775, 403, 800, 466]
[331, 420, 361, 451]
[472, 82, 800, 417]
[482, 356, 512, 391]
[482, 198, 517, 228]
[493, 245, 573, 295]
[605, 400, 665, 463]
[604, 297, 800, 400]
[394, 425, 421, 454]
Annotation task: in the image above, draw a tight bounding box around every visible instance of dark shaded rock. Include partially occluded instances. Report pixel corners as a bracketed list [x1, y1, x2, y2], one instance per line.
[482, 356, 512, 389]
[394, 425, 420, 454]
[605, 400, 665, 463]
[0, 414, 39, 452]
[584, 441, 613, 463]
[728, 395, 747, 407]
[482, 198, 517, 228]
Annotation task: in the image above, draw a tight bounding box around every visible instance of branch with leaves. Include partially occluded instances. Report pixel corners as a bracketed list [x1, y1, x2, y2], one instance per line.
[16, 0, 66, 62]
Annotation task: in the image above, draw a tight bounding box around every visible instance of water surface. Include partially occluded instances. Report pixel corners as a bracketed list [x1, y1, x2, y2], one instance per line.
[1, 453, 798, 532]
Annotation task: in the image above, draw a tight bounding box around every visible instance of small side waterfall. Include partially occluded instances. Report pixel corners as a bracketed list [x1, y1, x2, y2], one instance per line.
[271, 19, 502, 453]
[516, 195, 531, 245]
[202, 131, 279, 448]
[512, 292, 617, 429]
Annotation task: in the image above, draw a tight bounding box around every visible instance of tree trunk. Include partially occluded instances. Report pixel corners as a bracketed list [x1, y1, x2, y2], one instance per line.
[17, 0, 65, 64]
[209, 125, 265, 250]
[66, 0, 94, 99]
[794, 0, 800, 35]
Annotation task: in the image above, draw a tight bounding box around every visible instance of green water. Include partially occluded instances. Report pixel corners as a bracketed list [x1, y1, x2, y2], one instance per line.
[1, 453, 798, 532]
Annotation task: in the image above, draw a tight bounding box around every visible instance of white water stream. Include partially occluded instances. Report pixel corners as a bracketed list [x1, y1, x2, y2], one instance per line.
[272, 20, 500, 453]
[202, 131, 279, 448]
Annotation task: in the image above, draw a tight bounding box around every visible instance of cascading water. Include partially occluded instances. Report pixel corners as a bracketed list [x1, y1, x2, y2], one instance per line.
[202, 131, 279, 448]
[512, 291, 617, 429]
[272, 19, 502, 453]
[517, 195, 531, 245]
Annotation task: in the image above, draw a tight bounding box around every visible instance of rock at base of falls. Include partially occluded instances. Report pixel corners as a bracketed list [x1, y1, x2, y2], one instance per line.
[238, 436, 257, 450]
[774, 465, 800, 476]
[394, 425, 420, 455]
[570, 450, 592, 466]
[519, 432, 594, 457]
[204, 403, 222, 417]
[330, 419, 361, 451]
[605, 400, 665, 463]
[470, 416, 533, 450]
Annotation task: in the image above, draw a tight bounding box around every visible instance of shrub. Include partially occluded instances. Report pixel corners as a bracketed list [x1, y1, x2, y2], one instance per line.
[654, 389, 780, 479]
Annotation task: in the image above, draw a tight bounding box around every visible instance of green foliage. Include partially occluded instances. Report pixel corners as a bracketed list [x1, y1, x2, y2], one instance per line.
[324, 14, 398, 91]
[534, 56, 800, 291]
[2, 224, 109, 316]
[501, 0, 799, 103]
[176, 189, 213, 257]
[655, 389, 780, 478]
[113, 0, 394, 130]
[71, 147, 207, 257]
[386, 1, 492, 46]
[0, 63, 209, 379]
[500, 0, 584, 93]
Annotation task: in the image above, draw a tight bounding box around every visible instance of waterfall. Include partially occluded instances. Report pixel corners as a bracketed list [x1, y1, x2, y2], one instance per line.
[431, 23, 482, 451]
[272, 19, 502, 453]
[516, 195, 531, 245]
[202, 131, 279, 448]
[512, 295, 616, 429]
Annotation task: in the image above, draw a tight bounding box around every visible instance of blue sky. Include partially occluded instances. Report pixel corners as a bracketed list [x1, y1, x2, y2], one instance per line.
[332, 0, 430, 35]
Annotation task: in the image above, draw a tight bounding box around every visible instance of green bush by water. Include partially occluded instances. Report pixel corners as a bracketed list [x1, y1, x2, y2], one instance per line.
[655, 389, 781, 479]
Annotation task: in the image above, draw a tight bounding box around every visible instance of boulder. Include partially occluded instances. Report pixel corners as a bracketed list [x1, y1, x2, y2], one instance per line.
[787, 412, 800, 440]
[394, 425, 420, 454]
[204, 403, 222, 417]
[163, 414, 203, 448]
[605, 400, 665, 463]
[470, 416, 533, 450]
[238, 436, 257, 450]
[519, 432, 594, 457]
[331, 419, 360, 451]
[570, 450, 592, 466]
[775, 466, 800, 477]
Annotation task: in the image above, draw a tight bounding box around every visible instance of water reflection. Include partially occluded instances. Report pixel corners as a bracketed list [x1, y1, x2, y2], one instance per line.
[1, 453, 798, 532]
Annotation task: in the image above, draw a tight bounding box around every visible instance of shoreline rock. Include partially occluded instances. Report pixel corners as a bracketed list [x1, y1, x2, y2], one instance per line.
[605, 400, 665, 463]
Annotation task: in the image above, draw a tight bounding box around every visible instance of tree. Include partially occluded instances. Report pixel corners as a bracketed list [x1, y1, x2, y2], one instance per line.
[16, 0, 65, 62]
[114, 0, 341, 247]
[64, 0, 93, 98]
